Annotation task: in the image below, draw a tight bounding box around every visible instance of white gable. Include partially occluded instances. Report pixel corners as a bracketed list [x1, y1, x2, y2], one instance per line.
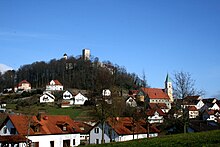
[102, 89, 111, 97]
[211, 103, 220, 110]
[74, 93, 88, 105]
[40, 92, 55, 103]
[196, 100, 205, 110]
[126, 97, 137, 107]
[63, 90, 73, 100]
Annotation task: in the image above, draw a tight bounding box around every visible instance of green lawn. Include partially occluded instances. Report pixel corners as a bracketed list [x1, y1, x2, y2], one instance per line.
[6, 103, 97, 121]
[87, 130, 220, 147]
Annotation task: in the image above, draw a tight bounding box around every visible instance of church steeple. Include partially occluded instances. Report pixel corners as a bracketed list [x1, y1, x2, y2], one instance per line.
[165, 73, 173, 102]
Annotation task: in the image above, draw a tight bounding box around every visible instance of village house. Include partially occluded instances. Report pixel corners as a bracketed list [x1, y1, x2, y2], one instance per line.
[0, 114, 81, 147]
[46, 80, 63, 91]
[40, 92, 55, 103]
[146, 108, 166, 124]
[74, 92, 88, 106]
[188, 106, 199, 119]
[60, 90, 74, 108]
[125, 96, 137, 108]
[89, 117, 159, 144]
[14, 80, 31, 92]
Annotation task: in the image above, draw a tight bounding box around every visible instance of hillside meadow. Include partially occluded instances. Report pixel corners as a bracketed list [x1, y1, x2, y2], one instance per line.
[87, 130, 220, 147]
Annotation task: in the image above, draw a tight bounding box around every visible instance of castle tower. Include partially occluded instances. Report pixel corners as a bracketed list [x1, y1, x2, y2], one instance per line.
[165, 74, 173, 102]
[82, 49, 90, 60]
[63, 53, 68, 60]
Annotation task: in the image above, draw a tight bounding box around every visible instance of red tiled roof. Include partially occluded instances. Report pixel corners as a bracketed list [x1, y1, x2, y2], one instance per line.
[18, 80, 31, 87]
[141, 88, 170, 100]
[149, 103, 168, 110]
[146, 108, 166, 116]
[7, 114, 81, 136]
[48, 80, 62, 86]
[188, 106, 198, 111]
[106, 117, 159, 135]
[0, 135, 28, 142]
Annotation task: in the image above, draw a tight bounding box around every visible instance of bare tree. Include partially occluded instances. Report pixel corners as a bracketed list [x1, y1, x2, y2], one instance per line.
[172, 71, 204, 133]
[173, 71, 204, 99]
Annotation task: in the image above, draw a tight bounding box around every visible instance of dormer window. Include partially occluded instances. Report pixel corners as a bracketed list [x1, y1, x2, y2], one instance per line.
[31, 122, 41, 133]
[56, 121, 69, 131]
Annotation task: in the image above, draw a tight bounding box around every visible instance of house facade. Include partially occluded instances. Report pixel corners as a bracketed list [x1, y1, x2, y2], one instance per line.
[0, 114, 81, 147]
[74, 93, 88, 106]
[14, 80, 31, 92]
[46, 80, 63, 91]
[40, 92, 55, 103]
[90, 117, 159, 144]
[126, 96, 137, 107]
[147, 108, 166, 124]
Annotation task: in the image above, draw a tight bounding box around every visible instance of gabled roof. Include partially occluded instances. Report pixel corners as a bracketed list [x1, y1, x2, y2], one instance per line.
[188, 106, 198, 111]
[17, 80, 31, 87]
[0, 135, 28, 143]
[146, 108, 166, 116]
[106, 117, 160, 135]
[140, 88, 170, 100]
[2, 114, 81, 136]
[48, 80, 63, 86]
[184, 95, 200, 100]
[75, 121, 93, 134]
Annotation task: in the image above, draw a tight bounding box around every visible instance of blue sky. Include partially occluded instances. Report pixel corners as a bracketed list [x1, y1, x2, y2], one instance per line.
[0, 0, 220, 98]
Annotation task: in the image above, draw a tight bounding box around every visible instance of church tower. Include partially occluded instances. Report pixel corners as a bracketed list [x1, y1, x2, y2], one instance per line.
[165, 74, 173, 102]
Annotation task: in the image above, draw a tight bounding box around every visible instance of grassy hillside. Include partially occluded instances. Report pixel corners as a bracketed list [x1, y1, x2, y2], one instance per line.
[87, 130, 220, 147]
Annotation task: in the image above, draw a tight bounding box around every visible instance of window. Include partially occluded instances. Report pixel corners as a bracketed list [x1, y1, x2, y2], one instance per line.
[73, 139, 75, 146]
[10, 128, 16, 134]
[95, 128, 99, 134]
[3, 127, 7, 134]
[63, 126, 67, 131]
[30, 142, 39, 147]
[63, 140, 70, 147]
[50, 141, 54, 147]
[96, 139, 99, 144]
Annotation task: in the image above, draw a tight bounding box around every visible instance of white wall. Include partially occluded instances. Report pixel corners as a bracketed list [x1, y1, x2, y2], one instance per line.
[28, 134, 80, 147]
[74, 93, 88, 105]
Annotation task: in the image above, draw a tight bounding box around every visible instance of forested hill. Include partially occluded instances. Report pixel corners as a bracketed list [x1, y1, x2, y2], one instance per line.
[0, 55, 145, 94]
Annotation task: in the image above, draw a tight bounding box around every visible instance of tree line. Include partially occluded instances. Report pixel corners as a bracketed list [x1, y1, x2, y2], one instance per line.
[0, 55, 145, 94]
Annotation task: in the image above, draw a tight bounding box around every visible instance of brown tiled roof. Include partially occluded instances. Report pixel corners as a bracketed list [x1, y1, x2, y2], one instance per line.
[7, 114, 81, 136]
[106, 117, 159, 135]
[149, 103, 168, 110]
[48, 80, 62, 86]
[141, 88, 170, 100]
[184, 96, 200, 100]
[0, 135, 28, 143]
[188, 106, 198, 111]
[146, 108, 166, 116]
[129, 90, 139, 96]
[75, 121, 93, 134]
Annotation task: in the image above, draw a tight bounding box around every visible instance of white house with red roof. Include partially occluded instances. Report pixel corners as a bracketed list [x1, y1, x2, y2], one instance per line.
[146, 108, 166, 124]
[46, 80, 63, 91]
[40, 92, 55, 103]
[188, 106, 199, 119]
[0, 114, 81, 147]
[89, 117, 159, 144]
[14, 80, 31, 92]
